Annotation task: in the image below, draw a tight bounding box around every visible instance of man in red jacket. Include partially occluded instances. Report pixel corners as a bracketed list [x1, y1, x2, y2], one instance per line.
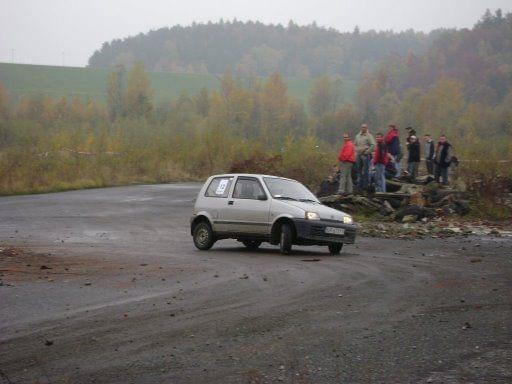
[372, 133, 390, 192]
[337, 133, 356, 195]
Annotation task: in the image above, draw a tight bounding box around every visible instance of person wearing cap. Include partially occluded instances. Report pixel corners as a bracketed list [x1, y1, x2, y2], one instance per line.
[354, 123, 376, 191]
[407, 135, 421, 181]
[337, 133, 356, 195]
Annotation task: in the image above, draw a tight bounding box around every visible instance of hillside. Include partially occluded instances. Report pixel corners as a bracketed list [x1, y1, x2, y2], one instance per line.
[356, 9, 512, 140]
[0, 62, 340, 106]
[88, 20, 437, 80]
[371, 9, 512, 106]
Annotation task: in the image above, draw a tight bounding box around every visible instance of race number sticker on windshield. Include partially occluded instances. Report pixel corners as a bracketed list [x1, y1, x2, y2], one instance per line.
[215, 179, 229, 195]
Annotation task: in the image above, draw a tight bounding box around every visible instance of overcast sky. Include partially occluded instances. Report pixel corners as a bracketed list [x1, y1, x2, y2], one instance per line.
[1, 0, 510, 67]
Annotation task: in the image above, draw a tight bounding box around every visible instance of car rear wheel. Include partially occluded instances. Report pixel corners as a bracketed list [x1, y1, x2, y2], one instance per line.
[242, 240, 262, 250]
[280, 223, 293, 254]
[193, 221, 215, 250]
[328, 243, 343, 254]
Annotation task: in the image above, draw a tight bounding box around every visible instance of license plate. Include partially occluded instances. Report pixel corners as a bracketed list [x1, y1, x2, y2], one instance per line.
[325, 227, 345, 236]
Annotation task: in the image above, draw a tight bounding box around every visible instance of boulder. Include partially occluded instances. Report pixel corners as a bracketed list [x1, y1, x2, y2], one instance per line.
[380, 200, 395, 216]
[409, 191, 426, 207]
[395, 204, 428, 221]
[402, 215, 418, 223]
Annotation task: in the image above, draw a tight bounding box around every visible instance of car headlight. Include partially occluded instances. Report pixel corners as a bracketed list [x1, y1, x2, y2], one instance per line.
[343, 216, 353, 224]
[305, 211, 320, 220]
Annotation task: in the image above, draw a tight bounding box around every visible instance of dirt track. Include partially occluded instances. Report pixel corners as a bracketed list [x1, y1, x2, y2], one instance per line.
[1, 184, 511, 383]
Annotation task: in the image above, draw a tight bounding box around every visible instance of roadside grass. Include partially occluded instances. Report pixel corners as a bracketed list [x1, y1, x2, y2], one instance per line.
[455, 155, 512, 221]
[467, 199, 512, 221]
[0, 155, 199, 196]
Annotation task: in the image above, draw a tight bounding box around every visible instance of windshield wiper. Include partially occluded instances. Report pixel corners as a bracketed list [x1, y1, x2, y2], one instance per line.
[275, 196, 298, 201]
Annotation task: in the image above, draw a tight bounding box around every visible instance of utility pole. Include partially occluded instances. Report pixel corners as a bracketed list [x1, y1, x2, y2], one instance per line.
[62, 51, 65, 66]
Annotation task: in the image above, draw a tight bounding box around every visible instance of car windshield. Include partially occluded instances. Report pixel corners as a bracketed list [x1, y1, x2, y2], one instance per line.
[263, 177, 319, 203]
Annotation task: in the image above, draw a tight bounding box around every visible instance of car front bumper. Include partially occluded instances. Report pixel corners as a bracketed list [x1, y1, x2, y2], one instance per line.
[291, 218, 357, 245]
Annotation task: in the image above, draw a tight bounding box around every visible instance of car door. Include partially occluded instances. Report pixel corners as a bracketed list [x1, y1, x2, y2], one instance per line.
[202, 176, 235, 233]
[220, 177, 271, 235]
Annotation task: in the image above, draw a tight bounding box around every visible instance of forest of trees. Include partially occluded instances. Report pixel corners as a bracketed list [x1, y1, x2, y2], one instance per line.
[356, 9, 512, 142]
[0, 10, 510, 205]
[88, 19, 437, 81]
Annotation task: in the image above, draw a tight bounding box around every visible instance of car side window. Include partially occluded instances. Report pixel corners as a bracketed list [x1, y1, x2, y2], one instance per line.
[233, 178, 265, 200]
[205, 177, 233, 198]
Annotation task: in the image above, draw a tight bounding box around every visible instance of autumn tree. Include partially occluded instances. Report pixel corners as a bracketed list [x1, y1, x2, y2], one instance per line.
[106, 65, 126, 121]
[69, 96, 86, 122]
[356, 69, 389, 124]
[194, 87, 210, 117]
[53, 97, 69, 121]
[259, 73, 290, 146]
[375, 92, 400, 128]
[309, 76, 341, 118]
[85, 98, 104, 125]
[124, 62, 153, 119]
[16, 95, 45, 122]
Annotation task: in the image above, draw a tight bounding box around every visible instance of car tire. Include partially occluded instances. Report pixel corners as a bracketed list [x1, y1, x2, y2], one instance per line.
[242, 240, 262, 250]
[328, 243, 343, 254]
[193, 221, 215, 250]
[280, 223, 293, 254]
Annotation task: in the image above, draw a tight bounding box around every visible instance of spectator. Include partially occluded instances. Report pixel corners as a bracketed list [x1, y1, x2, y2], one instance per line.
[385, 158, 397, 180]
[424, 134, 435, 175]
[405, 126, 417, 146]
[434, 135, 453, 185]
[372, 133, 389, 193]
[337, 133, 356, 195]
[407, 135, 421, 181]
[385, 124, 402, 178]
[354, 124, 376, 192]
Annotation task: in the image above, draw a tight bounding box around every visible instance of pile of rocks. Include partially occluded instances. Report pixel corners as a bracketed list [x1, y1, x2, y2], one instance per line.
[356, 219, 511, 239]
[318, 175, 470, 223]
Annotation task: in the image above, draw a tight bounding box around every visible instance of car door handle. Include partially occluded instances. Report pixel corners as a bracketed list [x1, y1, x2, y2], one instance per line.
[228, 200, 234, 205]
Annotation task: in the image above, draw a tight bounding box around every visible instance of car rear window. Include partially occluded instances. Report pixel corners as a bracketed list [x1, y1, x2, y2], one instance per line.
[205, 177, 234, 198]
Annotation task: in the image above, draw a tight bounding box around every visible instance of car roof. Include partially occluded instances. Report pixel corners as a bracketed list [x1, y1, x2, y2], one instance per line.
[209, 173, 296, 181]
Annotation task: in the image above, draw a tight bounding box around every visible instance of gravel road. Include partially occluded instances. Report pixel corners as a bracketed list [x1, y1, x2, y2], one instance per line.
[1, 183, 511, 383]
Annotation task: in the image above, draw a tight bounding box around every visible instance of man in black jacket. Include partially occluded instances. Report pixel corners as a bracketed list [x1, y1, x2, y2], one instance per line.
[434, 135, 453, 185]
[424, 134, 435, 175]
[407, 135, 421, 181]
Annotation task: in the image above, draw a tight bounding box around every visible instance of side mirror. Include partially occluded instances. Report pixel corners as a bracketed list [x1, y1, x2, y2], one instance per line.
[257, 194, 268, 201]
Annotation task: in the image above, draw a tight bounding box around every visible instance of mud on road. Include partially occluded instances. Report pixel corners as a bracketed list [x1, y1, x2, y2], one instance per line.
[1, 184, 511, 383]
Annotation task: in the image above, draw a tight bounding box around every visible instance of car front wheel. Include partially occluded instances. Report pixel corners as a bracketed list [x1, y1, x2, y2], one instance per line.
[193, 221, 215, 250]
[328, 243, 343, 254]
[280, 223, 293, 254]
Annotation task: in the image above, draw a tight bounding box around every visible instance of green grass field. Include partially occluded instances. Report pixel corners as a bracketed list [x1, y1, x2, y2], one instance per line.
[0, 62, 357, 107]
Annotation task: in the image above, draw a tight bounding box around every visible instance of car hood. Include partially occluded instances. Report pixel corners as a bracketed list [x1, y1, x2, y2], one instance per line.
[280, 200, 349, 221]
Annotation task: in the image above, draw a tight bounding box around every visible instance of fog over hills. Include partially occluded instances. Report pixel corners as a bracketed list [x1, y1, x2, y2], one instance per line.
[2, 0, 511, 67]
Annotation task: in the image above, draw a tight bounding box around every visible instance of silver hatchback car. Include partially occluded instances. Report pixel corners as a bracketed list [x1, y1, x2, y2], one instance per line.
[190, 174, 357, 254]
